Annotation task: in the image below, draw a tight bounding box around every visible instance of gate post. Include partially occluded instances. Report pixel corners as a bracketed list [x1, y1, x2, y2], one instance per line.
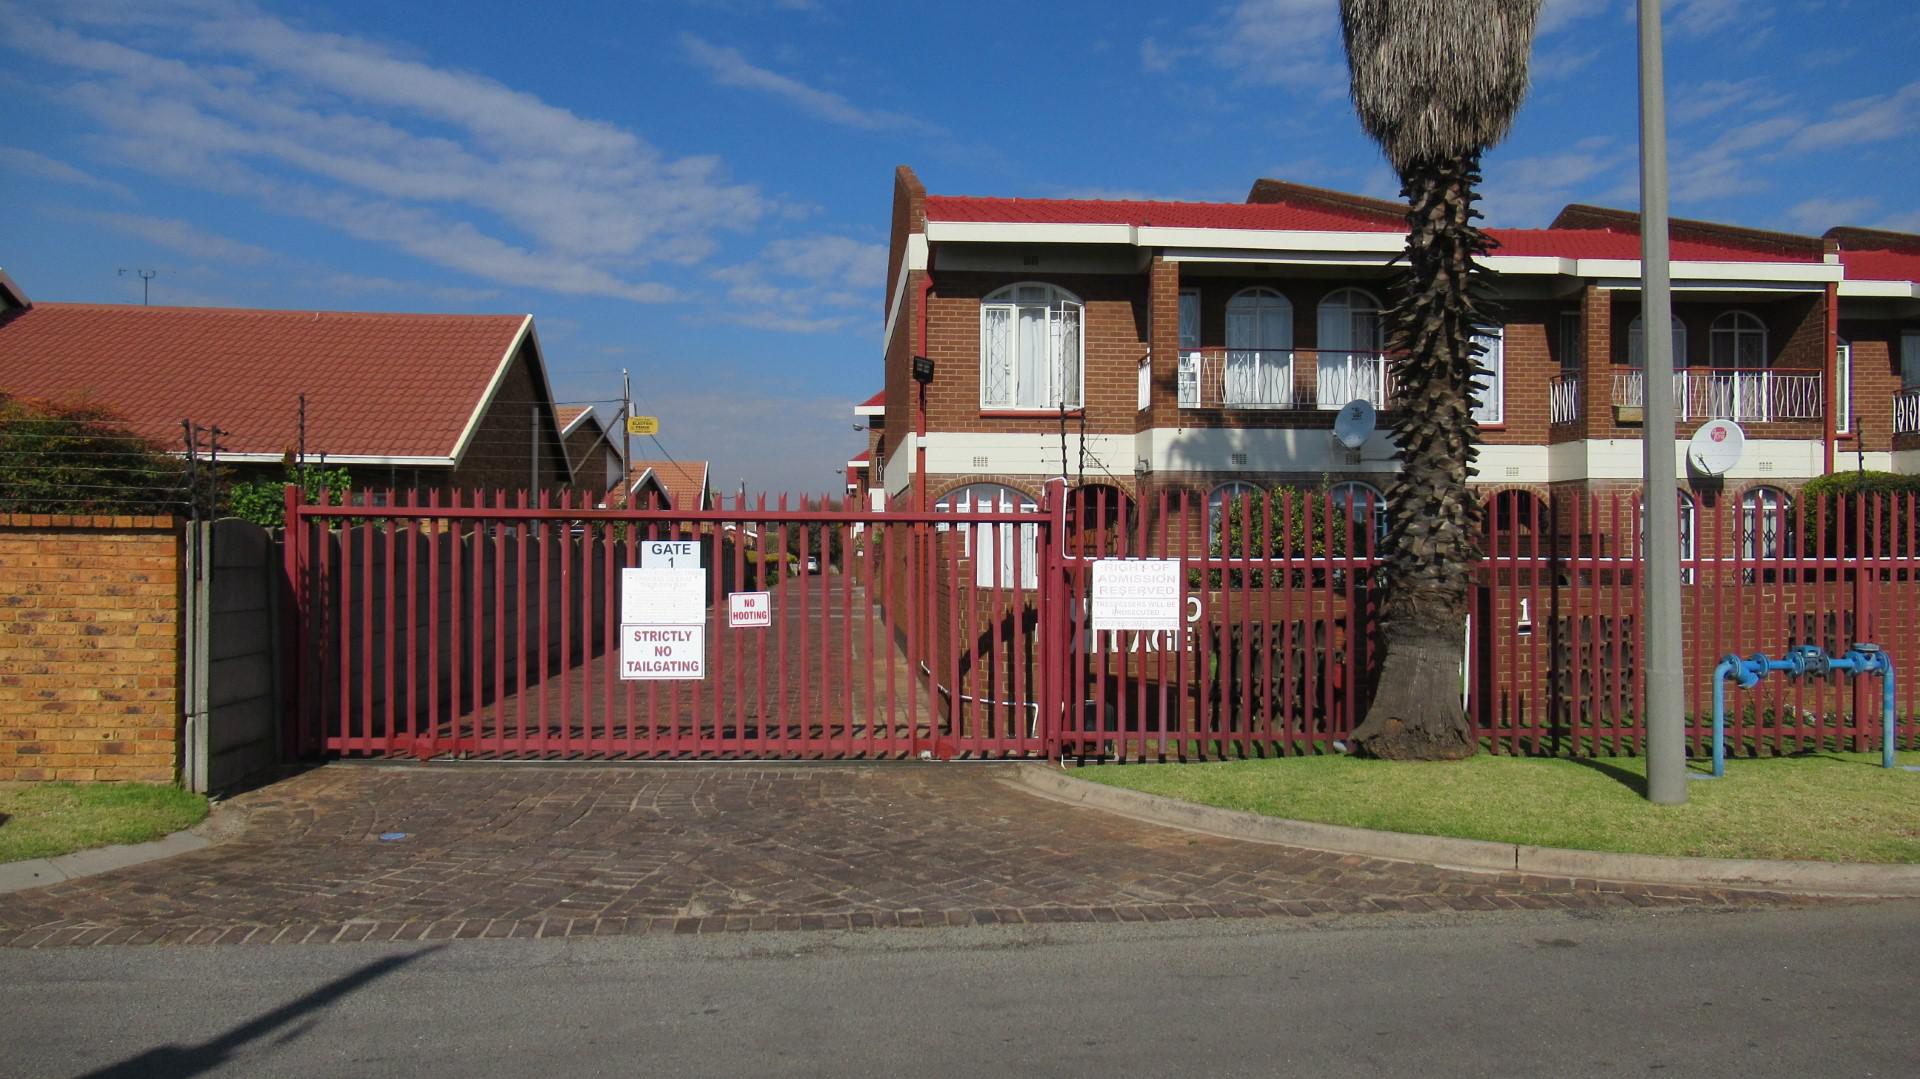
[1040, 477, 1070, 760]
[280, 483, 308, 759]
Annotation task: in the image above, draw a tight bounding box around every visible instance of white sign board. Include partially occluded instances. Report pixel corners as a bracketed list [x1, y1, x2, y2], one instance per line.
[621, 625, 705, 679]
[620, 567, 705, 625]
[641, 539, 700, 569]
[1091, 559, 1182, 633]
[729, 591, 772, 628]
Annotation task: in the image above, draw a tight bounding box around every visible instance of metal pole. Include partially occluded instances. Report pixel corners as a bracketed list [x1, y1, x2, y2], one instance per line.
[530, 405, 540, 494]
[622, 369, 633, 509]
[1638, 0, 1687, 803]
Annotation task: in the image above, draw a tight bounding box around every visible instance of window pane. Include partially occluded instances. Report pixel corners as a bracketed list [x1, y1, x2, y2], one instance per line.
[1178, 292, 1200, 348]
[981, 306, 1012, 407]
[1472, 328, 1503, 424]
[1016, 305, 1048, 408]
[1903, 332, 1920, 389]
[1055, 302, 1082, 409]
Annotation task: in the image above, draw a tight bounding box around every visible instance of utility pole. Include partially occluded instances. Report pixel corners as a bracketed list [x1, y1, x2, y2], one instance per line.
[622, 369, 633, 509]
[118, 268, 158, 305]
[530, 406, 540, 495]
[1638, 0, 1687, 804]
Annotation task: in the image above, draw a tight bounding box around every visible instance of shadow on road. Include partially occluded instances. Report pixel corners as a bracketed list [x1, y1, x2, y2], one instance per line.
[77, 944, 443, 1079]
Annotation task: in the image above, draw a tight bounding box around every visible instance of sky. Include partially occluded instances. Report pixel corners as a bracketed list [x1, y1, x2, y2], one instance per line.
[3, 0, 1917, 495]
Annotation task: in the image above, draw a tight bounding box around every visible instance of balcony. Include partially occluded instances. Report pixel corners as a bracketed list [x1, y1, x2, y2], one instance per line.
[1610, 369, 1822, 424]
[1894, 388, 1920, 436]
[1178, 349, 1394, 411]
[1550, 375, 1581, 425]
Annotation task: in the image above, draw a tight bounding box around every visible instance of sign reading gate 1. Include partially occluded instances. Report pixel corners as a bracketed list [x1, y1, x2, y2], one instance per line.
[620, 541, 705, 679]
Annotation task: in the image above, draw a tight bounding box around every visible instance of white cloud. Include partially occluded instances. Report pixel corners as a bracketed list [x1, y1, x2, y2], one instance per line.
[1787, 81, 1920, 153]
[1666, 0, 1768, 41]
[1781, 196, 1878, 233]
[1875, 209, 1920, 233]
[705, 234, 885, 334]
[1671, 79, 1789, 125]
[1538, 0, 1611, 36]
[680, 34, 934, 133]
[0, 145, 133, 199]
[1, 2, 759, 303]
[70, 209, 274, 264]
[1141, 1, 1345, 90]
[1483, 141, 1632, 225]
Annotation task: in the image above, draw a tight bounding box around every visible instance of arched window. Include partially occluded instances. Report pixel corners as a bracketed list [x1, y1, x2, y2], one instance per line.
[1740, 486, 1791, 562]
[936, 483, 1038, 588]
[1317, 288, 1387, 408]
[980, 282, 1083, 411]
[1207, 481, 1261, 552]
[1328, 481, 1389, 544]
[1710, 310, 1768, 369]
[1628, 314, 1688, 368]
[1638, 491, 1697, 583]
[1224, 288, 1294, 406]
[1067, 484, 1137, 556]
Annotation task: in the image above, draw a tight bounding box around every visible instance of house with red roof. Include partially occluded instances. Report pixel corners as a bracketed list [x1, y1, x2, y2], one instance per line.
[875, 166, 1919, 563]
[623, 459, 710, 512]
[0, 286, 577, 495]
[1824, 226, 1920, 472]
[557, 406, 626, 496]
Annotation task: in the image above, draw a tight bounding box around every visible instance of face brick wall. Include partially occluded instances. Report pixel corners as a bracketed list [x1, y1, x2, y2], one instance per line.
[1, 516, 181, 782]
[449, 343, 572, 493]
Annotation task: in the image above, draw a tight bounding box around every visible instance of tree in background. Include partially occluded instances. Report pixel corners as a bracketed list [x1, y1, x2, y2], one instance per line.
[1338, 0, 1542, 759]
[0, 393, 186, 515]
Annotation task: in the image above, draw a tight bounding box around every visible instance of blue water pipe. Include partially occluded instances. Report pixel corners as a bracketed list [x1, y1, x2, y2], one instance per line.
[1708, 643, 1900, 778]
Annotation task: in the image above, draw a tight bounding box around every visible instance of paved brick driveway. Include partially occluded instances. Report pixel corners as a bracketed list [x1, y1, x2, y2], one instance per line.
[0, 764, 1810, 948]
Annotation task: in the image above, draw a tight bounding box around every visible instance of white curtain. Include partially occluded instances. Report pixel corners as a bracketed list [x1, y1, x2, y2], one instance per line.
[1225, 292, 1291, 406]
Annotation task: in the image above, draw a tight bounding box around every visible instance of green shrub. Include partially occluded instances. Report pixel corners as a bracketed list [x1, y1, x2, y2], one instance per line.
[225, 463, 352, 527]
[0, 394, 187, 514]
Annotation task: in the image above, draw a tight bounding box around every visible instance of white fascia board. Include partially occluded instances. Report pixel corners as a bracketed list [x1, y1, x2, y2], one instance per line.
[1838, 280, 1920, 299]
[855, 402, 885, 416]
[1581, 259, 1841, 285]
[1163, 249, 1396, 268]
[924, 221, 1135, 246]
[559, 409, 594, 437]
[1138, 227, 1406, 253]
[209, 451, 453, 466]
[879, 234, 928, 349]
[1572, 438, 1824, 481]
[847, 458, 869, 469]
[1481, 255, 1576, 276]
[449, 315, 539, 467]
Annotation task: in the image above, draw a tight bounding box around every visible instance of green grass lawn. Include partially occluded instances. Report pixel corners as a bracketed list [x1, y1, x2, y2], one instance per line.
[1073, 752, 1920, 864]
[0, 782, 209, 864]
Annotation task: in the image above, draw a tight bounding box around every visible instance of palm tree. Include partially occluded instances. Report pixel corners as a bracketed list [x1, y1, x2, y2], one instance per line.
[1339, 0, 1543, 759]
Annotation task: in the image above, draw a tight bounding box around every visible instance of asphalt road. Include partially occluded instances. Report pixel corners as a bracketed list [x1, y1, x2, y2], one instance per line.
[4, 902, 1915, 1078]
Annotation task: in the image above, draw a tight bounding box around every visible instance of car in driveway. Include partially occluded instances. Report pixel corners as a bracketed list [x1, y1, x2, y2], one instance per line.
[806, 557, 821, 574]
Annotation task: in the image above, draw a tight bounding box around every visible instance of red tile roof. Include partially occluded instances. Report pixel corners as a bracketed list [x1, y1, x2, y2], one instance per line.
[556, 406, 593, 433]
[1838, 248, 1920, 283]
[626, 459, 709, 512]
[1488, 228, 1824, 264]
[922, 195, 1403, 233]
[0, 303, 531, 460]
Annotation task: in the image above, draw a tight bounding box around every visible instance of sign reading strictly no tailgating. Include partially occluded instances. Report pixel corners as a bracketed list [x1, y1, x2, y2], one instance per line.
[619, 565, 705, 680]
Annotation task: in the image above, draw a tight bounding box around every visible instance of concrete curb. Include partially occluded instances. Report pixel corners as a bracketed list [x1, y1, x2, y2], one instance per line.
[0, 806, 230, 896]
[1006, 764, 1920, 898]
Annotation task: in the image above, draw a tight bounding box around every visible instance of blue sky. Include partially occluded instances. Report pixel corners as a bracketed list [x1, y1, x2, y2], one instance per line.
[3, 0, 1916, 495]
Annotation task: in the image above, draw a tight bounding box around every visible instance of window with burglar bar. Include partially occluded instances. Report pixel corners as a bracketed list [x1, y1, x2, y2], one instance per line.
[980, 283, 1083, 411]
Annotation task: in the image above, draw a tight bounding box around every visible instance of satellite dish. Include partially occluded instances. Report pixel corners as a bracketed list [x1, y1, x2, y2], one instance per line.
[1332, 399, 1377, 450]
[1688, 419, 1745, 475]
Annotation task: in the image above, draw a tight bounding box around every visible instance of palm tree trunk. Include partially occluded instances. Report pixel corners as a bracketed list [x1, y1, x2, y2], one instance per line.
[1350, 152, 1492, 761]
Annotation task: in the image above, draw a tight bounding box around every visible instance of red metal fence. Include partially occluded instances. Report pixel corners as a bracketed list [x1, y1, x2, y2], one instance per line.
[285, 484, 1919, 762]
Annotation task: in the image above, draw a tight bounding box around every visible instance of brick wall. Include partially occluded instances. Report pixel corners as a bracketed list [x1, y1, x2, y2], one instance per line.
[449, 341, 572, 493]
[1, 515, 181, 782]
[1839, 316, 1907, 452]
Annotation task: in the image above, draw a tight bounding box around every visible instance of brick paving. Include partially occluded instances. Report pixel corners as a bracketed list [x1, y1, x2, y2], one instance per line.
[0, 764, 1815, 948]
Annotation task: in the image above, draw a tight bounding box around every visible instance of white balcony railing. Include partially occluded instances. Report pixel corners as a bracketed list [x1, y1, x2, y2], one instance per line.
[1610, 369, 1822, 423]
[1895, 388, 1920, 435]
[1550, 375, 1581, 425]
[1178, 349, 1394, 410]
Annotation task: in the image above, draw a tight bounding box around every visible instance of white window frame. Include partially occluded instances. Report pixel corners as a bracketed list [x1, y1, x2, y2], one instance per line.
[1224, 287, 1294, 407]
[1177, 289, 1202, 407]
[1638, 492, 1697, 584]
[1709, 310, 1768, 370]
[1835, 339, 1852, 435]
[980, 282, 1084, 412]
[1316, 287, 1385, 410]
[1902, 330, 1920, 390]
[935, 483, 1038, 589]
[1628, 314, 1688, 369]
[1740, 486, 1791, 563]
[1472, 325, 1505, 425]
[1328, 481, 1389, 543]
[1207, 481, 1260, 551]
